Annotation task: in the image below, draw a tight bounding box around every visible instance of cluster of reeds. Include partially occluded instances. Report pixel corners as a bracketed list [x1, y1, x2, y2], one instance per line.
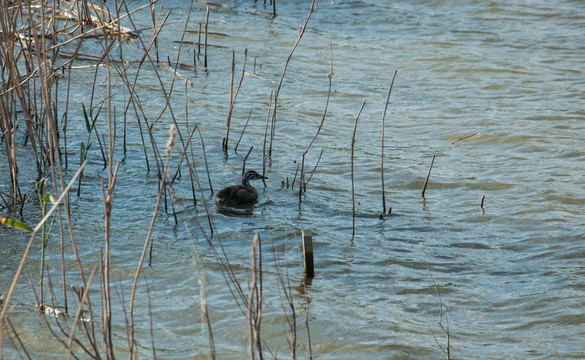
[0, 0, 315, 358]
[0, 0, 458, 358]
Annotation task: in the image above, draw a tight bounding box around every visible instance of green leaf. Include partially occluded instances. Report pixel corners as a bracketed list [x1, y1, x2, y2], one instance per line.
[0, 217, 33, 232]
[82, 103, 91, 133]
[92, 105, 103, 132]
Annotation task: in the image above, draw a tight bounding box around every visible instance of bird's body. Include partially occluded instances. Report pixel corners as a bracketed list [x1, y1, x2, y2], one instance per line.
[215, 170, 267, 206]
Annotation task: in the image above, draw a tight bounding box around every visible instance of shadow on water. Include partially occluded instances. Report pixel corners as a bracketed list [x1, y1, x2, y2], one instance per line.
[215, 204, 256, 217]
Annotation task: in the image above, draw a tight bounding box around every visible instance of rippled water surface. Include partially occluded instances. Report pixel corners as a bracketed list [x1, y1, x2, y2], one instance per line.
[2, 0, 585, 358]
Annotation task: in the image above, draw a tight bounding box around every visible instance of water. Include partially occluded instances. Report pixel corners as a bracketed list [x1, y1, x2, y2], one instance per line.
[2, 0, 585, 358]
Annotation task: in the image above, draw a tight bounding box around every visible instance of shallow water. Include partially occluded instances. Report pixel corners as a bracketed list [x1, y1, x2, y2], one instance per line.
[2, 0, 585, 358]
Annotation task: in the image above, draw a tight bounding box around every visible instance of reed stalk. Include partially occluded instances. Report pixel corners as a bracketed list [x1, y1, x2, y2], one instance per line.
[381, 70, 397, 215]
[67, 266, 98, 359]
[101, 161, 120, 360]
[422, 154, 436, 198]
[224, 49, 248, 154]
[351, 100, 366, 238]
[191, 246, 215, 359]
[273, 236, 297, 359]
[247, 233, 264, 359]
[269, 0, 318, 157]
[235, 109, 253, 153]
[224, 51, 236, 154]
[299, 43, 333, 204]
[263, 91, 273, 177]
[242, 146, 254, 177]
[204, 5, 210, 69]
[304, 149, 323, 190]
[198, 23, 202, 57]
[429, 269, 451, 360]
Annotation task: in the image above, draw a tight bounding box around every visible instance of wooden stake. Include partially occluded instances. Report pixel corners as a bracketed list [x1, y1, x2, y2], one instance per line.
[302, 229, 314, 278]
[197, 23, 201, 57]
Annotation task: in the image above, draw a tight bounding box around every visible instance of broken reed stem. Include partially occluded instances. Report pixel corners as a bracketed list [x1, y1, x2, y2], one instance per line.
[291, 163, 299, 189]
[381, 70, 397, 215]
[451, 132, 478, 145]
[204, 5, 210, 69]
[299, 154, 306, 204]
[422, 154, 436, 198]
[351, 100, 366, 239]
[235, 109, 253, 153]
[269, 0, 318, 157]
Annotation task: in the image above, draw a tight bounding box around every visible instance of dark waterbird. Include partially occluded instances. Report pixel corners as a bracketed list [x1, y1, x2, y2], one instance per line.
[215, 170, 267, 206]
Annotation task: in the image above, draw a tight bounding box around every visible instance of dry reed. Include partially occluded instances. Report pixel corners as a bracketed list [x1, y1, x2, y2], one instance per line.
[451, 132, 478, 144]
[204, 5, 210, 69]
[298, 43, 333, 204]
[429, 269, 451, 360]
[381, 70, 397, 215]
[269, 0, 318, 157]
[351, 100, 367, 238]
[422, 154, 436, 198]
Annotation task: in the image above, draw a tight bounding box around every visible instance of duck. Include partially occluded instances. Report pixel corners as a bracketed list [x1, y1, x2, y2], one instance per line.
[215, 169, 267, 206]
